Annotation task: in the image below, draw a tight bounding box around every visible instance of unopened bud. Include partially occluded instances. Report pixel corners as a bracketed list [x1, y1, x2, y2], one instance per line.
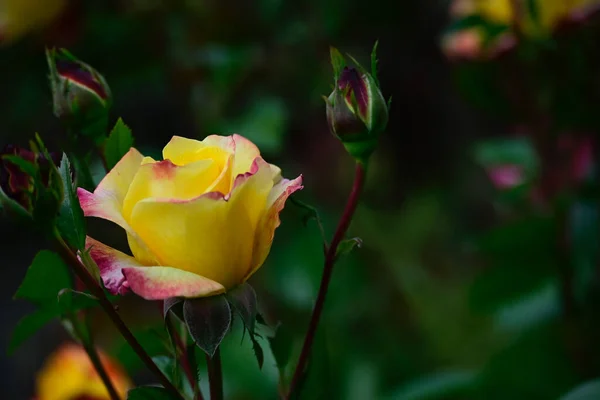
[325, 44, 389, 162]
[46, 48, 111, 140]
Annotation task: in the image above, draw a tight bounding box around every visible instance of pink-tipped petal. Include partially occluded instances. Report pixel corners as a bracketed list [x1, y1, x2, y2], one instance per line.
[77, 148, 144, 231]
[247, 174, 303, 280]
[86, 236, 224, 299]
[86, 237, 142, 295]
[122, 267, 225, 300]
[231, 134, 262, 178]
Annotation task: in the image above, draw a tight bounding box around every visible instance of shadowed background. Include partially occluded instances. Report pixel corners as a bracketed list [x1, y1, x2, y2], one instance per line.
[2, 0, 600, 399]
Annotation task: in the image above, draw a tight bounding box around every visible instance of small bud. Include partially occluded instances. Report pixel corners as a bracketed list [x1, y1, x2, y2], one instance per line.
[46, 48, 111, 140]
[0, 143, 61, 216]
[325, 44, 389, 162]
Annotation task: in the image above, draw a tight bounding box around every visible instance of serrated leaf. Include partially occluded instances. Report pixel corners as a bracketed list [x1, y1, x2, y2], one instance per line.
[251, 335, 264, 369]
[8, 305, 58, 354]
[183, 295, 231, 357]
[330, 46, 346, 81]
[105, 118, 134, 170]
[127, 386, 179, 400]
[15, 251, 71, 305]
[336, 237, 363, 259]
[57, 154, 86, 250]
[226, 283, 257, 335]
[559, 379, 600, 400]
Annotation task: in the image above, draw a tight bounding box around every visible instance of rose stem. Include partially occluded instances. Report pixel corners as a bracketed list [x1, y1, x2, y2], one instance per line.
[166, 313, 203, 399]
[53, 231, 184, 400]
[285, 162, 367, 399]
[206, 348, 224, 400]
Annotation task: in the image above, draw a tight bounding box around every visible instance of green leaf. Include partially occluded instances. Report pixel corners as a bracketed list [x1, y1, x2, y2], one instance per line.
[330, 46, 346, 81]
[336, 237, 363, 259]
[559, 380, 600, 400]
[57, 154, 86, 250]
[183, 295, 231, 357]
[57, 288, 98, 314]
[226, 283, 257, 335]
[15, 251, 71, 305]
[0, 184, 31, 220]
[104, 118, 134, 170]
[127, 386, 179, 400]
[8, 305, 58, 354]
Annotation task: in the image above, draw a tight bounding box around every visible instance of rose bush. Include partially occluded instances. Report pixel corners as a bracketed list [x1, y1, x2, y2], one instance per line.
[78, 134, 302, 300]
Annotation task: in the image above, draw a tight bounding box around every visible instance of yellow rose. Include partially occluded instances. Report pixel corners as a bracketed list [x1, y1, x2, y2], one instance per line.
[36, 343, 131, 400]
[78, 134, 302, 300]
[0, 0, 67, 44]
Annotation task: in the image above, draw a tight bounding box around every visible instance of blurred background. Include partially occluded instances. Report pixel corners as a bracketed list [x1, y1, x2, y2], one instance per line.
[2, 0, 600, 399]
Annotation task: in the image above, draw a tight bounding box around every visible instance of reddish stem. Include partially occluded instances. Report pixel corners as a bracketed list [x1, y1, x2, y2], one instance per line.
[206, 348, 224, 400]
[166, 314, 203, 399]
[285, 162, 367, 398]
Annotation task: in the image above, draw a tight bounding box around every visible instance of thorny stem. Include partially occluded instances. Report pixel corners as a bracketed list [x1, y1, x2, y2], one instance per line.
[285, 162, 367, 399]
[206, 348, 224, 400]
[166, 314, 204, 399]
[53, 231, 184, 400]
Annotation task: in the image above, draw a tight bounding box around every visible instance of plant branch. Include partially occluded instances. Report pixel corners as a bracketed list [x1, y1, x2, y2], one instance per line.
[285, 162, 367, 399]
[53, 232, 183, 399]
[167, 314, 203, 399]
[206, 348, 223, 400]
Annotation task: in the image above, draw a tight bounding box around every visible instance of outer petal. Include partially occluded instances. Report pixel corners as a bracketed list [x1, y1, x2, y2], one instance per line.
[129, 158, 273, 289]
[77, 148, 143, 230]
[246, 175, 303, 280]
[122, 267, 225, 300]
[86, 237, 224, 299]
[86, 236, 142, 295]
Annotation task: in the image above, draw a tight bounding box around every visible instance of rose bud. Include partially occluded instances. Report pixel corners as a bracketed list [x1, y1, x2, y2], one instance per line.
[325, 45, 389, 162]
[78, 134, 302, 300]
[35, 343, 132, 400]
[46, 48, 111, 138]
[0, 144, 61, 214]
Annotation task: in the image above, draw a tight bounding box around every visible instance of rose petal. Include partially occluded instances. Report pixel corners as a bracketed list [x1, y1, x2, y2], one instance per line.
[231, 134, 261, 178]
[121, 158, 220, 220]
[86, 236, 140, 295]
[86, 237, 224, 299]
[77, 148, 143, 230]
[246, 175, 303, 280]
[122, 267, 225, 300]
[129, 158, 273, 289]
